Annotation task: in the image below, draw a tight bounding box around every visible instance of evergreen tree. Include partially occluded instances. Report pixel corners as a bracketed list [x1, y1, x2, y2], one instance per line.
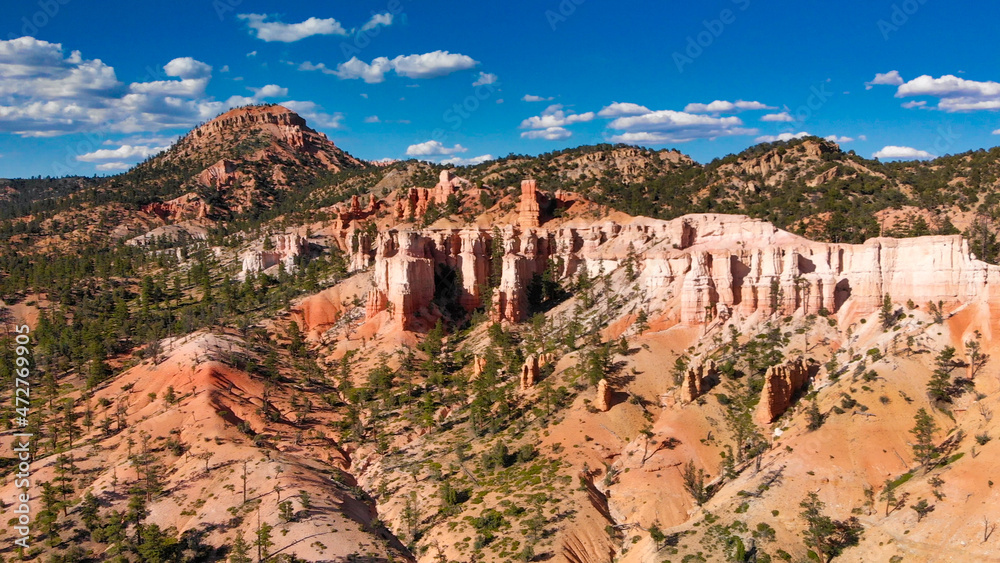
[910, 408, 939, 468]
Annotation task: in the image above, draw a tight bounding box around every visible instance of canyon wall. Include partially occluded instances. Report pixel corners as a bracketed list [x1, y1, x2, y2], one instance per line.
[352, 186, 1000, 333]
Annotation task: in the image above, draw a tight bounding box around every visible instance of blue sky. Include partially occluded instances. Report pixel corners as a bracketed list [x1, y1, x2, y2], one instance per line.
[1, 0, 999, 178]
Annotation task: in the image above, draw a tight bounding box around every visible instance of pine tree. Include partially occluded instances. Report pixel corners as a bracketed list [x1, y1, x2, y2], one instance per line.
[910, 408, 939, 468]
[927, 347, 957, 403]
[800, 492, 836, 560]
[229, 531, 253, 563]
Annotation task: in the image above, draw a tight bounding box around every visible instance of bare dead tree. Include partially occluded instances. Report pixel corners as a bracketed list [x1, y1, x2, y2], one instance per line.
[985, 516, 997, 543]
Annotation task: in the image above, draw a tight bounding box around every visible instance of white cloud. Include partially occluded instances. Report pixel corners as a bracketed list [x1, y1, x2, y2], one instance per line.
[95, 162, 131, 171]
[521, 127, 572, 140]
[761, 111, 794, 122]
[824, 135, 854, 143]
[895, 74, 1000, 111]
[0, 37, 336, 140]
[364, 115, 380, 123]
[298, 61, 336, 74]
[993, 129, 1000, 135]
[472, 72, 497, 86]
[238, 14, 348, 42]
[406, 140, 467, 157]
[865, 70, 904, 89]
[607, 110, 755, 144]
[901, 100, 927, 109]
[872, 145, 935, 159]
[755, 131, 810, 143]
[391, 51, 478, 79]
[684, 100, 774, 113]
[249, 84, 288, 99]
[360, 13, 394, 32]
[334, 57, 393, 83]
[440, 154, 494, 166]
[220, 65, 230, 73]
[77, 144, 167, 162]
[522, 94, 554, 102]
[280, 100, 344, 129]
[246, 51, 257, 58]
[163, 57, 212, 80]
[597, 102, 650, 118]
[520, 104, 594, 129]
[329, 51, 478, 83]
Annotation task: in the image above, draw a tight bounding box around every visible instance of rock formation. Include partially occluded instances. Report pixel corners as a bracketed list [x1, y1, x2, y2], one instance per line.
[520, 355, 540, 390]
[681, 360, 718, 403]
[755, 358, 812, 424]
[240, 233, 309, 279]
[396, 170, 470, 220]
[518, 179, 542, 228]
[143, 193, 212, 222]
[355, 180, 1000, 332]
[595, 379, 612, 412]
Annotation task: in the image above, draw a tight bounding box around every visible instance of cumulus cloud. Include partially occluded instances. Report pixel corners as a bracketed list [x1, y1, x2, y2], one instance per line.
[755, 131, 810, 143]
[249, 84, 288, 99]
[520, 104, 594, 129]
[824, 135, 855, 143]
[901, 100, 927, 109]
[0, 37, 219, 137]
[327, 51, 478, 83]
[76, 144, 168, 162]
[364, 115, 380, 123]
[163, 57, 212, 80]
[597, 102, 651, 118]
[238, 14, 348, 42]
[521, 127, 572, 140]
[522, 94, 554, 102]
[993, 129, 1000, 135]
[406, 140, 468, 156]
[895, 74, 1000, 111]
[607, 110, 756, 144]
[865, 70, 904, 89]
[0, 36, 344, 145]
[472, 72, 497, 86]
[392, 52, 479, 79]
[761, 112, 794, 122]
[872, 145, 935, 159]
[440, 154, 494, 166]
[683, 100, 774, 113]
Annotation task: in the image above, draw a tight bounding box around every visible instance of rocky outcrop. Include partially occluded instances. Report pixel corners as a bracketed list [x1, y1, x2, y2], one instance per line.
[681, 360, 718, 403]
[595, 379, 612, 412]
[520, 355, 539, 390]
[396, 170, 470, 220]
[143, 193, 212, 222]
[518, 179, 542, 228]
[356, 183, 1000, 332]
[239, 233, 309, 279]
[755, 358, 811, 424]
